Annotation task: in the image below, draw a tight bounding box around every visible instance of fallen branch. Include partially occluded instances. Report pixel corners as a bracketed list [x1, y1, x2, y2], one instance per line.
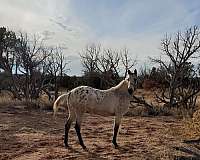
[130, 95, 156, 115]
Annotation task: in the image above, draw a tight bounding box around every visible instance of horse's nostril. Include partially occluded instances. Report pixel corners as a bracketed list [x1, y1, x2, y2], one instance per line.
[128, 88, 133, 95]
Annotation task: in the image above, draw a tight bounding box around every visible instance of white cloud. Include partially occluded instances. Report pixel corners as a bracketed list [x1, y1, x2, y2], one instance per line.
[0, 0, 199, 75]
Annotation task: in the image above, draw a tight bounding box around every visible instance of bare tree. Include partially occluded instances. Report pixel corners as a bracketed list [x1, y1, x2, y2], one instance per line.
[0, 28, 70, 103]
[150, 26, 200, 109]
[97, 48, 121, 87]
[121, 48, 137, 78]
[46, 46, 69, 99]
[15, 32, 50, 100]
[80, 44, 138, 89]
[100, 48, 120, 77]
[80, 44, 124, 88]
[79, 44, 100, 74]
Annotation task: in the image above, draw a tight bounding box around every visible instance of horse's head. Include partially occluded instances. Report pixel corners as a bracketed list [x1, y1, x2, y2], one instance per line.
[127, 69, 137, 95]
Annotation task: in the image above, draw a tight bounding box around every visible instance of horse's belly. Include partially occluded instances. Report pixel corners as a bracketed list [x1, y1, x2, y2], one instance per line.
[86, 105, 115, 116]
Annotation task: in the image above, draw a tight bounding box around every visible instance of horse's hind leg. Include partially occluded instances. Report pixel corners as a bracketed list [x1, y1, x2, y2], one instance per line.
[112, 116, 122, 148]
[64, 111, 75, 148]
[74, 113, 86, 149]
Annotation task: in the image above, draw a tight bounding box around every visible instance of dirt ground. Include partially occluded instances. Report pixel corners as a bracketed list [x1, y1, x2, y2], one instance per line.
[0, 105, 200, 160]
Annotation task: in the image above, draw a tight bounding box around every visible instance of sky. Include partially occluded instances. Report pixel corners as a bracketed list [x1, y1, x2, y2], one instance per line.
[0, 0, 200, 75]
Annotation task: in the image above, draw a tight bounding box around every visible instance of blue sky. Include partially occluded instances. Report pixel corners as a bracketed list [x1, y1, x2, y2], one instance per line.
[0, 0, 200, 75]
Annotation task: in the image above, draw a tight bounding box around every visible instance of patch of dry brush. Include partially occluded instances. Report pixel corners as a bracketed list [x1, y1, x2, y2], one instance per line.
[0, 90, 53, 110]
[183, 109, 200, 139]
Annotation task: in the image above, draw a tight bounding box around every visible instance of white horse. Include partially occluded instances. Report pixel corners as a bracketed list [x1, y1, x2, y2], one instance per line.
[53, 70, 137, 149]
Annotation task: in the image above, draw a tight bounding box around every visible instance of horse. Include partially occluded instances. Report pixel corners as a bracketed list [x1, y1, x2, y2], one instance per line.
[53, 69, 137, 149]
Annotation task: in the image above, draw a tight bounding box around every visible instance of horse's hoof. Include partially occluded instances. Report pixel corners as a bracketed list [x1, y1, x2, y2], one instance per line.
[114, 145, 119, 149]
[82, 145, 87, 150]
[64, 144, 70, 148]
[112, 142, 119, 149]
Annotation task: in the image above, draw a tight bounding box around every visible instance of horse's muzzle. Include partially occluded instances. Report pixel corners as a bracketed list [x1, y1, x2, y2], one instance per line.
[128, 88, 133, 95]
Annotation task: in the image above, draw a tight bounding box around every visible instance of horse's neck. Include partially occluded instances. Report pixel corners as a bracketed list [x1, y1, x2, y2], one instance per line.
[112, 80, 128, 93]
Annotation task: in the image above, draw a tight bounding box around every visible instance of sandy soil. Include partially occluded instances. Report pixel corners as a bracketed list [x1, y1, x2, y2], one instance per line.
[0, 105, 200, 160]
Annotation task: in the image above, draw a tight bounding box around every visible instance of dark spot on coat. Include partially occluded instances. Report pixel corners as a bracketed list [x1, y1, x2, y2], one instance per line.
[80, 94, 86, 99]
[128, 88, 133, 95]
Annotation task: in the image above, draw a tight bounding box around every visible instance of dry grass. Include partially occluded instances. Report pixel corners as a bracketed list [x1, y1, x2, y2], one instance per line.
[130, 89, 200, 144]
[0, 90, 54, 110]
[180, 109, 200, 140]
[0, 91, 22, 107]
[0, 106, 185, 160]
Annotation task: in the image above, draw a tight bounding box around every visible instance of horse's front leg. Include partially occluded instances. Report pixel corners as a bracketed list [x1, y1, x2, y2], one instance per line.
[112, 115, 122, 148]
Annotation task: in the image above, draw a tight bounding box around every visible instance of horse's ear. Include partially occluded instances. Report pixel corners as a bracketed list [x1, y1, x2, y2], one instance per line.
[128, 70, 132, 75]
[134, 69, 137, 76]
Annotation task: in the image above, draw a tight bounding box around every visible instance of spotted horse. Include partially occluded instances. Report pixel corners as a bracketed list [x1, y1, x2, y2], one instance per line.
[53, 69, 138, 149]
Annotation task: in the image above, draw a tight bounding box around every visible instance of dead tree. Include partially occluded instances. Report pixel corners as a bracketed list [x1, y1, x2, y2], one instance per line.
[15, 32, 50, 100]
[46, 47, 69, 99]
[97, 48, 121, 87]
[121, 48, 137, 78]
[0, 28, 69, 102]
[80, 44, 137, 89]
[79, 44, 100, 74]
[79, 44, 118, 88]
[150, 26, 200, 109]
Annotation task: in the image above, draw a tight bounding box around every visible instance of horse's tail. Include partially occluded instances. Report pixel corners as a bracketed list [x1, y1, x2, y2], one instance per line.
[53, 92, 71, 118]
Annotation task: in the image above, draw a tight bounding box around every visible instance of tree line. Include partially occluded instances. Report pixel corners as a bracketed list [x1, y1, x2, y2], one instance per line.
[1, 26, 200, 112]
[79, 44, 136, 89]
[0, 27, 68, 101]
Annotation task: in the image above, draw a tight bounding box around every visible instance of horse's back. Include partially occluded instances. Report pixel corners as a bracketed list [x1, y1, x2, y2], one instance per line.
[69, 86, 117, 116]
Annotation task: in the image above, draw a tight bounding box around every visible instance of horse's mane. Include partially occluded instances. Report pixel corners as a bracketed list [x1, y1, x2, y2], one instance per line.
[108, 80, 128, 92]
